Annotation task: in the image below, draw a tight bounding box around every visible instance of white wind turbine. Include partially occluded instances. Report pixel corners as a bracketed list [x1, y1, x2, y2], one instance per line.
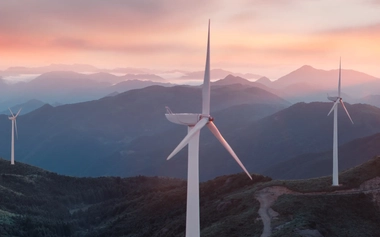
[327, 59, 353, 186]
[8, 108, 22, 165]
[165, 20, 252, 237]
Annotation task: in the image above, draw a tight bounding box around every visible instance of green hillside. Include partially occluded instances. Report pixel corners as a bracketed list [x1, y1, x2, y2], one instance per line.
[0, 156, 379, 237]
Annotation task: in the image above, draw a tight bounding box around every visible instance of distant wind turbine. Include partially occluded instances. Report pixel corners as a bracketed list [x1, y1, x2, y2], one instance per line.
[8, 108, 22, 165]
[327, 59, 354, 186]
[165, 20, 252, 237]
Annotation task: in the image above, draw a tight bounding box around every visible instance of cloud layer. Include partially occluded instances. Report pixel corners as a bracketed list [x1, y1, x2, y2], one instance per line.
[1, 0, 380, 78]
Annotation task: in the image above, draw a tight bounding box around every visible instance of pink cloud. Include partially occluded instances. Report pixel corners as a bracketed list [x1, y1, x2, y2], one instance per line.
[48, 37, 197, 54]
[320, 23, 380, 37]
[0, 0, 220, 36]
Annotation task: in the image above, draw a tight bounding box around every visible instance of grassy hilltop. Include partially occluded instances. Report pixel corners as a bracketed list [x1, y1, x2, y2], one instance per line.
[0, 156, 379, 237]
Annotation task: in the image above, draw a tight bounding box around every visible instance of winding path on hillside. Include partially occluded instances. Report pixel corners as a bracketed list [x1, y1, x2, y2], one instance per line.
[254, 177, 380, 237]
[255, 186, 295, 237]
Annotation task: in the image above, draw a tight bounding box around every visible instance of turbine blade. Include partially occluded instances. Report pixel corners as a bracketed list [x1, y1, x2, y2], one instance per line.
[15, 108, 22, 117]
[340, 100, 354, 124]
[202, 20, 211, 115]
[15, 119, 18, 139]
[207, 121, 252, 180]
[338, 57, 341, 97]
[327, 100, 339, 116]
[8, 108, 15, 117]
[167, 117, 208, 160]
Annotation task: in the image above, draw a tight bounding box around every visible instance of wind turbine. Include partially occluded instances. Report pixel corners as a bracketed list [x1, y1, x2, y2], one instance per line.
[327, 59, 353, 186]
[165, 20, 252, 237]
[8, 108, 22, 165]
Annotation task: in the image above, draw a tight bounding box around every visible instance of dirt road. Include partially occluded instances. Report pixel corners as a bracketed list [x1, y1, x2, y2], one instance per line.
[254, 177, 380, 237]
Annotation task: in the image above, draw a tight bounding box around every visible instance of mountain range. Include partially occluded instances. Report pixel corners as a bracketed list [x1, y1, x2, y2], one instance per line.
[264, 132, 380, 180]
[3, 64, 380, 112]
[2, 80, 380, 182]
[118, 101, 380, 181]
[0, 71, 173, 111]
[2, 63, 380, 236]
[0, 64, 158, 76]
[0, 99, 46, 115]
[0, 83, 289, 178]
[1, 64, 380, 182]
[0, 64, 262, 80]
[179, 68, 262, 80]
[260, 65, 380, 103]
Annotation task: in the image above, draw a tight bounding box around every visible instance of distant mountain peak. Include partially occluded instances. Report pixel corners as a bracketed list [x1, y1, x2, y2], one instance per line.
[224, 74, 241, 80]
[299, 65, 315, 70]
[38, 70, 84, 77]
[213, 74, 252, 86]
[273, 64, 378, 93]
[256, 76, 271, 84]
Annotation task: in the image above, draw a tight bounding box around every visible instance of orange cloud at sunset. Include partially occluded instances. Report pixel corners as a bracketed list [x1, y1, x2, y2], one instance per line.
[1, 0, 380, 79]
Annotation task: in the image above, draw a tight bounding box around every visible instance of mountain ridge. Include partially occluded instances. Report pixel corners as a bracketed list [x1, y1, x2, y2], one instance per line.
[0, 83, 289, 177]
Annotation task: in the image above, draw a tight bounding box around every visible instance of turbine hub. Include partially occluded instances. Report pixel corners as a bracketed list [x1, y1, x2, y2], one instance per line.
[200, 114, 213, 122]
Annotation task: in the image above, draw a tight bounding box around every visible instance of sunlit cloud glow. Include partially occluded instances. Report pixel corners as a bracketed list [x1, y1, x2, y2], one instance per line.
[1, 0, 380, 79]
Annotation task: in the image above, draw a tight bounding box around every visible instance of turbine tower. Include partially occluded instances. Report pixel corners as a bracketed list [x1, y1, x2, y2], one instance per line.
[8, 108, 22, 165]
[327, 59, 353, 186]
[165, 20, 252, 237]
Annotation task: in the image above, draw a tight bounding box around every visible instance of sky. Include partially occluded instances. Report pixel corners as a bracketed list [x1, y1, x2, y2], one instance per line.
[1, 0, 380, 79]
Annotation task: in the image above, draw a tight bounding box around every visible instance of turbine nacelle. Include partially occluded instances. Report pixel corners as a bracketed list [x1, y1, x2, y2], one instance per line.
[327, 96, 339, 102]
[327, 60, 353, 124]
[165, 113, 201, 126]
[8, 108, 22, 139]
[165, 113, 214, 126]
[8, 108, 21, 120]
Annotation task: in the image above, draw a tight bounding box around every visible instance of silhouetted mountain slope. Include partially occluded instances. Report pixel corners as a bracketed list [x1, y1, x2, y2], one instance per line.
[0, 71, 169, 111]
[0, 99, 46, 115]
[85, 103, 380, 180]
[93, 102, 380, 181]
[111, 79, 173, 93]
[103, 91, 120, 98]
[88, 102, 287, 178]
[82, 72, 120, 83]
[120, 73, 165, 81]
[0, 156, 379, 237]
[210, 84, 290, 110]
[255, 76, 272, 86]
[264, 132, 380, 180]
[0, 77, 7, 87]
[180, 69, 262, 80]
[0, 84, 287, 177]
[0, 78, 9, 98]
[0, 64, 164, 77]
[266, 65, 380, 103]
[274, 65, 378, 89]
[345, 80, 380, 98]
[213, 74, 255, 86]
[360, 94, 380, 108]
[189, 102, 380, 180]
[28, 71, 99, 88]
[2, 64, 100, 75]
[212, 75, 284, 99]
